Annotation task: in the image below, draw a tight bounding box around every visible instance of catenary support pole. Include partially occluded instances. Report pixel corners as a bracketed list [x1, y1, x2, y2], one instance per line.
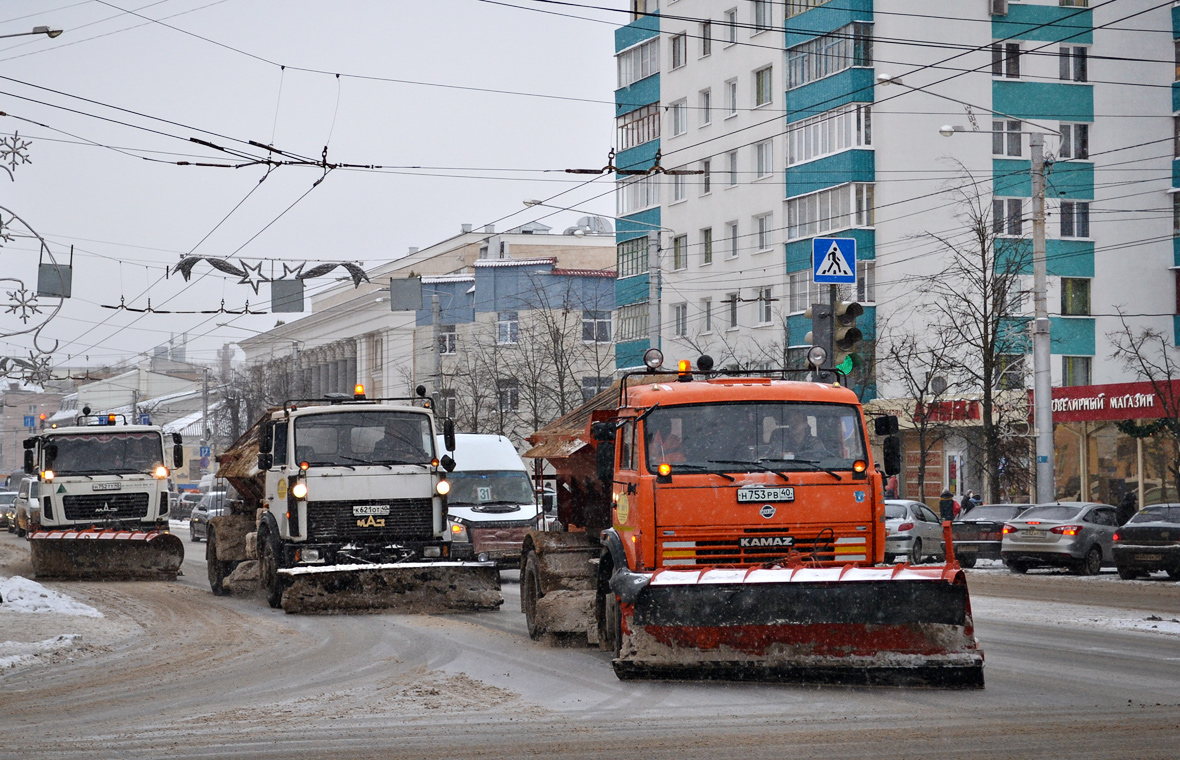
[1031, 134, 1056, 503]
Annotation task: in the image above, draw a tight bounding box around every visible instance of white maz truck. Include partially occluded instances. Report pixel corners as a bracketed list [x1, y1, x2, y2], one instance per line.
[22, 410, 185, 580]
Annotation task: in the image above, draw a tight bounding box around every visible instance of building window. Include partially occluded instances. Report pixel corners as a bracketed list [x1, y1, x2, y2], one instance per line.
[672, 170, 687, 202]
[787, 103, 871, 165]
[725, 8, 737, 45]
[727, 221, 739, 257]
[1174, 116, 1180, 158]
[497, 311, 519, 345]
[1059, 123, 1089, 159]
[671, 33, 687, 69]
[787, 183, 875, 240]
[991, 42, 1021, 79]
[1061, 278, 1091, 316]
[1063, 356, 1092, 387]
[993, 198, 1024, 237]
[754, 66, 773, 107]
[700, 21, 712, 56]
[788, 271, 810, 313]
[438, 325, 457, 355]
[992, 119, 1022, 157]
[1059, 201, 1090, 238]
[727, 150, 738, 185]
[757, 287, 773, 324]
[753, 0, 772, 31]
[439, 389, 458, 418]
[616, 104, 660, 151]
[726, 78, 738, 116]
[727, 292, 740, 329]
[787, 23, 872, 89]
[701, 298, 713, 333]
[1059, 46, 1088, 82]
[857, 260, 875, 303]
[617, 38, 660, 88]
[701, 227, 713, 264]
[673, 234, 688, 270]
[582, 376, 612, 402]
[701, 159, 712, 194]
[1174, 194, 1180, 237]
[670, 99, 687, 136]
[617, 303, 649, 342]
[699, 89, 712, 126]
[755, 139, 774, 178]
[998, 355, 1026, 391]
[1059, 0, 1088, 7]
[617, 174, 660, 215]
[497, 378, 519, 412]
[674, 303, 688, 337]
[583, 310, 611, 342]
[618, 237, 647, 278]
[755, 213, 772, 250]
[787, 0, 831, 16]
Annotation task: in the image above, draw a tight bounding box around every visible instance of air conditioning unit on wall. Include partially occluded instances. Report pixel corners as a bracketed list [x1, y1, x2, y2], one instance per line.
[991, 0, 1009, 16]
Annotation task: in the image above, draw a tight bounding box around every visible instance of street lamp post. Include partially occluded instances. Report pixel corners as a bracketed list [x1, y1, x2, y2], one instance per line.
[0, 26, 64, 40]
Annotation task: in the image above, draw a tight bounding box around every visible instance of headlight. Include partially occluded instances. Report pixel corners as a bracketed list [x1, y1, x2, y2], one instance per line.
[155, 466, 169, 479]
[436, 479, 451, 496]
[448, 519, 469, 542]
[291, 481, 308, 499]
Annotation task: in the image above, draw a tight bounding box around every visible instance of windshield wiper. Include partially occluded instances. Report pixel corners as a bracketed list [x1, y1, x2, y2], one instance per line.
[669, 463, 735, 482]
[707, 459, 789, 483]
[762, 457, 843, 481]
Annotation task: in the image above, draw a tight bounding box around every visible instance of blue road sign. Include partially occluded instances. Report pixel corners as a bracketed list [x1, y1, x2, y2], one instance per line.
[139, 414, 151, 425]
[812, 238, 857, 285]
[200, 445, 211, 458]
[24, 415, 35, 428]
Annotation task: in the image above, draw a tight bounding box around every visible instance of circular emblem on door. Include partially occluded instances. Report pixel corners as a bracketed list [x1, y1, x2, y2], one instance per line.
[760, 504, 776, 519]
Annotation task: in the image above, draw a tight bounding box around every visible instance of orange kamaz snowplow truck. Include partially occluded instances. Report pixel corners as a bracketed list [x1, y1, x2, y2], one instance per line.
[520, 352, 984, 687]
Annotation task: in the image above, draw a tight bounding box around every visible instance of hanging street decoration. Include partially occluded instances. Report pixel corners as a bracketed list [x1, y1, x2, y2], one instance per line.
[0, 203, 66, 386]
[100, 298, 266, 315]
[171, 256, 370, 295]
[0, 131, 33, 181]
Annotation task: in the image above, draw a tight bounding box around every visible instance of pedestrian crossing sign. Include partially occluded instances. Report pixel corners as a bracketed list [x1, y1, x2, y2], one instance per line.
[812, 237, 857, 285]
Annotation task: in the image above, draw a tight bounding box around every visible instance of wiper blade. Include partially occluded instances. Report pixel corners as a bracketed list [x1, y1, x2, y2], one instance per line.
[763, 457, 843, 481]
[667, 462, 735, 482]
[708, 459, 789, 483]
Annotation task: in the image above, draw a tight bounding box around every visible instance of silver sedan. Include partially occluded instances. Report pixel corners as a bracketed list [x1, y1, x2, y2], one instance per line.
[884, 499, 945, 564]
[1001, 501, 1119, 575]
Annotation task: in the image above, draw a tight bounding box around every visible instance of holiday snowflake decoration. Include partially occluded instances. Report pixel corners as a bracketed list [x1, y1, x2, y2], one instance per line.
[0, 205, 63, 385]
[171, 256, 369, 294]
[0, 131, 33, 181]
[6, 286, 41, 323]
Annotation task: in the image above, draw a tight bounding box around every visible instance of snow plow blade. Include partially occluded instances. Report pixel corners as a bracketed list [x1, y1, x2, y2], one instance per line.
[277, 561, 503, 614]
[29, 529, 185, 581]
[611, 564, 984, 688]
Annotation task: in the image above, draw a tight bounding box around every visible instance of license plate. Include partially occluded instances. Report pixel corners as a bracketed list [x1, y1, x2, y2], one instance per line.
[1020, 529, 1046, 540]
[739, 535, 793, 548]
[1135, 553, 1163, 562]
[93, 482, 122, 491]
[737, 486, 794, 503]
[956, 545, 979, 553]
[353, 505, 390, 516]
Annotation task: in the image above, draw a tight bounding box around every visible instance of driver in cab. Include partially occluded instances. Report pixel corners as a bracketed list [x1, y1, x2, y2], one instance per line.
[372, 419, 425, 463]
[773, 408, 830, 460]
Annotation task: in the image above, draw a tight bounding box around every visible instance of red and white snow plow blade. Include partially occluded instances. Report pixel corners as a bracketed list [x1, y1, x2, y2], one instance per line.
[610, 564, 984, 688]
[29, 529, 185, 581]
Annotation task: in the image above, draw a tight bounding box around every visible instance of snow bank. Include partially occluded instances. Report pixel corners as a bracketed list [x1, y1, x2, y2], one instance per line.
[0, 634, 83, 670]
[0, 575, 103, 617]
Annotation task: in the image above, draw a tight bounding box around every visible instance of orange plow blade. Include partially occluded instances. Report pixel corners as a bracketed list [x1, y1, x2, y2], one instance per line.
[611, 564, 984, 688]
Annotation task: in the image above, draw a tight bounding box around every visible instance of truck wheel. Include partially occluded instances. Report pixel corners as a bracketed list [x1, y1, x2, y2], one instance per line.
[522, 550, 544, 640]
[603, 590, 622, 659]
[260, 535, 285, 609]
[206, 528, 233, 596]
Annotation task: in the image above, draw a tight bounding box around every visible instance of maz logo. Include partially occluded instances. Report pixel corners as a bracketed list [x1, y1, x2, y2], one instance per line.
[356, 515, 386, 528]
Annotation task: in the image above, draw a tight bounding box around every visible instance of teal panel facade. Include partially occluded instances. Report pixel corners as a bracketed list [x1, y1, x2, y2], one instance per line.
[617, 141, 659, 173]
[616, 208, 661, 243]
[1047, 161, 1093, 200]
[1175, 237, 1180, 268]
[786, 228, 876, 273]
[1173, 82, 1180, 114]
[999, 317, 1032, 355]
[785, 150, 875, 198]
[786, 68, 875, 123]
[616, 75, 659, 117]
[993, 159, 1031, 197]
[1175, 315, 1180, 348]
[1050, 316, 1095, 356]
[786, 0, 874, 48]
[991, 5, 1092, 44]
[615, 272, 650, 306]
[615, 13, 658, 53]
[786, 313, 811, 346]
[1046, 239, 1095, 278]
[992, 81, 1093, 122]
[616, 339, 651, 370]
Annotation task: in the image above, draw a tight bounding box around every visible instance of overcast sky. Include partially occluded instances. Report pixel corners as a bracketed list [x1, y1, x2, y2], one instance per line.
[1, 0, 627, 374]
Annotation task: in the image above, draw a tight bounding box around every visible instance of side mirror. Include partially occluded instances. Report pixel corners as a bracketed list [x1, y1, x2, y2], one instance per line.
[595, 441, 615, 486]
[258, 452, 273, 471]
[43, 444, 58, 471]
[440, 454, 456, 473]
[443, 418, 456, 453]
[173, 444, 184, 469]
[172, 432, 183, 445]
[590, 421, 616, 443]
[260, 423, 273, 454]
[23, 449, 34, 474]
[874, 415, 900, 436]
[882, 436, 901, 477]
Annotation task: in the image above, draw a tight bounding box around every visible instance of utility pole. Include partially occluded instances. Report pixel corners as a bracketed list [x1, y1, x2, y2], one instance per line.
[431, 294, 442, 405]
[647, 231, 660, 353]
[1030, 133, 1055, 503]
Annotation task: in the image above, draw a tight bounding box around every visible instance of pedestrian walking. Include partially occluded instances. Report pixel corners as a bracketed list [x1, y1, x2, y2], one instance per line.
[939, 490, 955, 522]
[1117, 491, 1138, 526]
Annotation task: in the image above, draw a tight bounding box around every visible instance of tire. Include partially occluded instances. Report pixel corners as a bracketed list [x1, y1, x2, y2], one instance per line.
[909, 538, 923, 565]
[1116, 565, 1138, 580]
[259, 533, 285, 609]
[1005, 559, 1028, 574]
[603, 588, 623, 659]
[1166, 567, 1180, 581]
[190, 524, 200, 543]
[521, 550, 544, 640]
[206, 528, 233, 596]
[1077, 546, 1102, 576]
[958, 554, 977, 569]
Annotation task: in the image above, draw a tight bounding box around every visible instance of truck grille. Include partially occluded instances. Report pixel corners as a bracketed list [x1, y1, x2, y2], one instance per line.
[306, 499, 434, 543]
[659, 531, 846, 567]
[62, 492, 151, 521]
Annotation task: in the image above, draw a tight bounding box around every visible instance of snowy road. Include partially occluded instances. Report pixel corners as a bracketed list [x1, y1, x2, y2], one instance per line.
[2, 529, 1179, 759]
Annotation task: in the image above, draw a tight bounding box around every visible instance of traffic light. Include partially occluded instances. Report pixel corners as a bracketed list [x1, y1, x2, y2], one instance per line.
[832, 301, 864, 374]
[803, 303, 832, 370]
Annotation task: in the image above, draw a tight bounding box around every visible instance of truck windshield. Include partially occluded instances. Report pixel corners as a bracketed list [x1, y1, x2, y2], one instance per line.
[643, 401, 867, 474]
[446, 471, 535, 507]
[293, 410, 435, 466]
[46, 431, 164, 475]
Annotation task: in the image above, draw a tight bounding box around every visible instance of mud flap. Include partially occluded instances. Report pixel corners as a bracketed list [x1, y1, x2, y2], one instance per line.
[29, 530, 185, 581]
[611, 565, 984, 688]
[276, 561, 503, 614]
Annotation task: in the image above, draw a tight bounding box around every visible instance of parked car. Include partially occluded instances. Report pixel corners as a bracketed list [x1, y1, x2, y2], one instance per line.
[1112, 503, 1180, 580]
[0, 490, 17, 530]
[1001, 501, 1119, 575]
[13, 477, 40, 538]
[175, 491, 203, 520]
[189, 491, 229, 542]
[943, 503, 1031, 568]
[884, 499, 945, 564]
